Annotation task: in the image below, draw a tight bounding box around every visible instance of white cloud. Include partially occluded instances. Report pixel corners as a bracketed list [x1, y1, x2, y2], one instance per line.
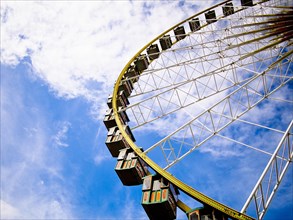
[118, 188, 148, 220]
[0, 200, 21, 219]
[92, 124, 114, 166]
[1, 1, 292, 219]
[1, 1, 212, 120]
[1, 71, 74, 219]
[52, 121, 71, 147]
[128, 3, 293, 159]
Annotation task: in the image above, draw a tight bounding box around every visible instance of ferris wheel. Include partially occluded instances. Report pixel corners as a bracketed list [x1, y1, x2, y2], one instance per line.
[104, 0, 293, 219]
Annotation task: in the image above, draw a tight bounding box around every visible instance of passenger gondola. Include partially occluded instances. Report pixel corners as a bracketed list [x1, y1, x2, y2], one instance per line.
[205, 10, 217, 24]
[174, 26, 186, 41]
[160, 35, 172, 50]
[103, 107, 129, 130]
[105, 125, 135, 157]
[147, 44, 160, 61]
[189, 18, 200, 32]
[141, 175, 179, 220]
[135, 54, 149, 72]
[241, 0, 253, 6]
[115, 148, 149, 186]
[125, 65, 140, 83]
[107, 90, 129, 109]
[118, 77, 134, 97]
[222, 2, 234, 16]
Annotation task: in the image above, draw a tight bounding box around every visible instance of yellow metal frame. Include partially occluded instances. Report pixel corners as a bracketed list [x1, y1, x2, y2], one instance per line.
[110, 0, 265, 219]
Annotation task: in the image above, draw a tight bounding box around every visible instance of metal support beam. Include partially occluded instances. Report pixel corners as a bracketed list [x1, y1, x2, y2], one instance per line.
[241, 120, 293, 219]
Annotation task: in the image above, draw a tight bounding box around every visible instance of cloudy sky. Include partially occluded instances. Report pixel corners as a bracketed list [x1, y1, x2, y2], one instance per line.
[1, 0, 292, 220]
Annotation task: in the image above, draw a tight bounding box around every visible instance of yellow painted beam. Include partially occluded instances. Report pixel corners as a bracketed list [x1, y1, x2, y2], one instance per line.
[177, 199, 191, 213]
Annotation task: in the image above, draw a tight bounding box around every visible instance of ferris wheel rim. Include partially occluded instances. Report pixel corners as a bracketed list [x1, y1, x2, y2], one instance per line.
[110, 0, 292, 219]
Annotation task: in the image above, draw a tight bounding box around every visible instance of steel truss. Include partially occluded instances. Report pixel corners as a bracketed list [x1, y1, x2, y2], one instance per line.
[241, 120, 293, 220]
[128, 2, 293, 171]
[144, 52, 292, 170]
[123, 2, 292, 135]
[110, 0, 293, 219]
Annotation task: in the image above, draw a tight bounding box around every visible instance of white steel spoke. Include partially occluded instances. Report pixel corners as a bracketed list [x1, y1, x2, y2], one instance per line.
[143, 50, 292, 170]
[241, 120, 293, 220]
[216, 133, 289, 161]
[129, 7, 289, 98]
[267, 97, 293, 104]
[125, 68, 251, 130]
[109, 1, 293, 219]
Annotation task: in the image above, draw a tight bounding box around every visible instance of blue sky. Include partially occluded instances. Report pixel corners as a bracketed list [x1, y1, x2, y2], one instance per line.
[1, 1, 292, 220]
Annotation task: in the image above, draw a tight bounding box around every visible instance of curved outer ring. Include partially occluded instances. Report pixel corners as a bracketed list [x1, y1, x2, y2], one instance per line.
[111, 0, 260, 219]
